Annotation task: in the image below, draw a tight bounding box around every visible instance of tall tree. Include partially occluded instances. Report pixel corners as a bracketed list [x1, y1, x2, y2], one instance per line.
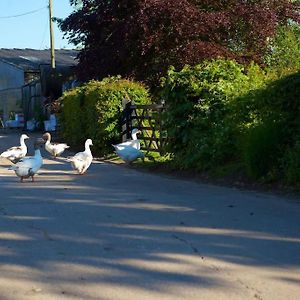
[59, 0, 300, 84]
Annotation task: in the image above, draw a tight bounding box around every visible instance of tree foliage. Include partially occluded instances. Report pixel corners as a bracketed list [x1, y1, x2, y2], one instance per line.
[59, 0, 300, 83]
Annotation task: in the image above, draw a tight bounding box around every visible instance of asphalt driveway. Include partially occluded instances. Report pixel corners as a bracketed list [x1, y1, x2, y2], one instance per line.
[0, 130, 300, 300]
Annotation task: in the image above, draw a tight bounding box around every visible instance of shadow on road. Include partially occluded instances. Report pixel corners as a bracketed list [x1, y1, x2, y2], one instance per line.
[0, 131, 300, 299]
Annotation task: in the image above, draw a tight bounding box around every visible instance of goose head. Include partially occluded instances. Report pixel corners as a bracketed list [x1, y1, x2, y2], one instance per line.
[85, 139, 93, 147]
[131, 128, 141, 140]
[34, 138, 46, 149]
[21, 134, 30, 140]
[132, 128, 141, 135]
[42, 132, 51, 142]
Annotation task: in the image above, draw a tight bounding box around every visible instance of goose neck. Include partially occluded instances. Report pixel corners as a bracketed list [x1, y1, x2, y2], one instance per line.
[20, 137, 27, 148]
[131, 133, 138, 140]
[34, 149, 42, 157]
[85, 144, 92, 154]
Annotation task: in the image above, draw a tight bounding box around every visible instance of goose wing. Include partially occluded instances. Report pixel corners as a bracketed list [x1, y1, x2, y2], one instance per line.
[1, 146, 25, 162]
[10, 156, 42, 176]
[115, 140, 140, 150]
[69, 151, 92, 173]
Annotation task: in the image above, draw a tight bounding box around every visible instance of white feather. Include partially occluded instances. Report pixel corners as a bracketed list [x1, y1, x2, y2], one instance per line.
[44, 132, 69, 157]
[115, 129, 140, 150]
[69, 139, 93, 174]
[112, 144, 144, 163]
[9, 148, 43, 181]
[0, 134, 29, 163]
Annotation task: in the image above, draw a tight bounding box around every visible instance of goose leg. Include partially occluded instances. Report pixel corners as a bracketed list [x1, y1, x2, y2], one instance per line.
[20, 176, 24, 182]
[79, 166, 86, 175]
[31, 176, 34, 182]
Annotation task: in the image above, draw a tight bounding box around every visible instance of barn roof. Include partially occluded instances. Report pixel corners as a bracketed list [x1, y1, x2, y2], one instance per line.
[0, 48, 78, 71]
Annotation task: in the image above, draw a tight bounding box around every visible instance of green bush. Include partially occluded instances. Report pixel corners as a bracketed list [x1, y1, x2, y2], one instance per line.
[160, 59, 265, 170]
[282, 141, 300, 186]
[234, 71, 300, 182]
[59, 77, 151, 156]
[160, 58, 300, 186]
[240, 121, 284, 179]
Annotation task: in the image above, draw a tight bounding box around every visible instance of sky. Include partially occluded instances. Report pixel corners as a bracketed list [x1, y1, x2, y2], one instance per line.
[0, 0, 74, 49]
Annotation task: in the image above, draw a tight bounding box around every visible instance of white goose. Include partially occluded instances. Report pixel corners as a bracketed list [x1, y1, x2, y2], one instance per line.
[0, 134, 29, 163]
[43, 132, 70, 158]
[115, 128, 141, 150]
[112, 144, 145, 164]
[9, 138, 45, 182]
[69, 139, 93, 174]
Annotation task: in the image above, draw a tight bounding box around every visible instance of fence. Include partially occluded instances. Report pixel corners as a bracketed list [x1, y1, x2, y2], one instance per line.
[22, 80, 43, 125]
[121, 101, 166, 155]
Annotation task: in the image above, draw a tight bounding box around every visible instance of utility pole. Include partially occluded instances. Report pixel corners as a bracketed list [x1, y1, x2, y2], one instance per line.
[49, 0, 55, 68]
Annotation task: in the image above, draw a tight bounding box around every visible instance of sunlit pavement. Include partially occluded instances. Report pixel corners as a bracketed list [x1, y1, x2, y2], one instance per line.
[1, 130, 300, 300]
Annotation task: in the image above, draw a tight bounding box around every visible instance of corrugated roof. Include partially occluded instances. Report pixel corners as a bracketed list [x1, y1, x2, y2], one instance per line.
[0, 48, 78, 70]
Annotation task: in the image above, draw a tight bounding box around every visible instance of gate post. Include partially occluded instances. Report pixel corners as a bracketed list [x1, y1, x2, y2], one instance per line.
[122, 99, 132, 142]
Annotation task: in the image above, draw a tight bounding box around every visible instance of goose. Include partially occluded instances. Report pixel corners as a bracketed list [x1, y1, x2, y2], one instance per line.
[69, 139, 93, 174]
[115, 128, 141, 150]
[0, 134, 29, 163]
[43, 132, 70, 158]
[112, 144, 145, 164]
[9, 138, 45, 182]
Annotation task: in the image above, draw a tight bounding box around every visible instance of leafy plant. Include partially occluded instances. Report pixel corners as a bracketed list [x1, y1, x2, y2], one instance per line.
[59, 77, 151, 156]
[160, 59, 258, 170]
[240, 121, 284, 179]
[160, 58, 300, 186]
[236, 71, 300, 182]
[282, 141, 300, 186]
[265, 25, 300, 75]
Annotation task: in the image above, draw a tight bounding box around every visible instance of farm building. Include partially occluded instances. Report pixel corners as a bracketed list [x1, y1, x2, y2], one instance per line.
[0, 48, 78, 128]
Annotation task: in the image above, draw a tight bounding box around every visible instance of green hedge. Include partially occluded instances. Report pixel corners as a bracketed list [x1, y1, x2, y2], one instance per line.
[59, 77, 151, 156]
[161, 59, 300, 185]
[160, 59, 266, 170]
[236, 71, 300, 182]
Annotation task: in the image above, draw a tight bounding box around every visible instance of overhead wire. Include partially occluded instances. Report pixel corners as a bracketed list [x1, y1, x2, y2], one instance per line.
[39, 17, 49, 50]
[39, 0, 50, 49]
[0, 6, 47, 19]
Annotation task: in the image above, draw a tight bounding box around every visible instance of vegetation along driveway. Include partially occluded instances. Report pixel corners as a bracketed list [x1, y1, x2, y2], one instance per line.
[0, 131, 300, 300]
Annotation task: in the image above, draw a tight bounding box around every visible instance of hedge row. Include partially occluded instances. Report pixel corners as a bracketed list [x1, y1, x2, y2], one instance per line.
[58, 77, 151, 156]
[160, 59, 300, 185]
[58, 60, 300, 186]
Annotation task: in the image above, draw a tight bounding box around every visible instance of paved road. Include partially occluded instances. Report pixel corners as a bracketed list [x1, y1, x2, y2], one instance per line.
[0, 131, 300, 300]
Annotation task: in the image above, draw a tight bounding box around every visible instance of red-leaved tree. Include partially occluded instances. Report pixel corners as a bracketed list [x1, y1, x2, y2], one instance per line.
[59, 0, 300, 84]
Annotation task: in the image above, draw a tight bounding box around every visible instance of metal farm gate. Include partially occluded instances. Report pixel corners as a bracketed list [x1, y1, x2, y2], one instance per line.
[121, 101, 166, 155]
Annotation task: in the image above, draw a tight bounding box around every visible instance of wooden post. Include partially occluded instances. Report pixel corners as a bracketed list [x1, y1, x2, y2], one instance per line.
[49, 0, 56, 69]
[122, 99, 131, 142]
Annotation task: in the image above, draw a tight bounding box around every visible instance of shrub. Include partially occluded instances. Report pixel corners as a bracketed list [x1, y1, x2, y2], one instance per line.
[282, 141, 300, 186]
[160, 58, 300, 186]
[236, 71, 300, 182]
[240, 120, 284, 179]
[160, 59, 265, 170]
[59, 77, 151, 156]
